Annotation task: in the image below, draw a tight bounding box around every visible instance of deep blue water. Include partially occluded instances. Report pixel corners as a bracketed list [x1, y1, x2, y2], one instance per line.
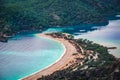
[43, 16, 120, 57]
[0, 15, 120, 80]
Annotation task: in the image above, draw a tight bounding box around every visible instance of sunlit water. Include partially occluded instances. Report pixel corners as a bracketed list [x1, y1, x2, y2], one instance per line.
[74, 20, 120, 57]
[43, 18, 120, 58]
[0, 16, 120, 80]
[0, 34, 64, 80]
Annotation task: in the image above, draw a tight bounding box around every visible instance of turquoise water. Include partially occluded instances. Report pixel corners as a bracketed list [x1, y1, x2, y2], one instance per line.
[0, 34, 64, 80]
[0, 16, 120, 80]
[43, 18, 120, 57]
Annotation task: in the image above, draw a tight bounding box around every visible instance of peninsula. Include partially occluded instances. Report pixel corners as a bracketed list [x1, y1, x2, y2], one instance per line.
[22, 33, 119, 80]
[0, 0, 120, 80]
[22, 33, 80, 80]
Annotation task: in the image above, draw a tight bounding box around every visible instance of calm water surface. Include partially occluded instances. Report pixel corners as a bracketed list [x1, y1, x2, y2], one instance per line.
[74, 20, 120, 57]
[0, 16, 120, 80]
[43, 18, 120, 57]
[0, 34, 64, 80]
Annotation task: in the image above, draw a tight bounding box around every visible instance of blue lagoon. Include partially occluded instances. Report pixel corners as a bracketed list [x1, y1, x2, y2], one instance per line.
[0, 34, 64, 80]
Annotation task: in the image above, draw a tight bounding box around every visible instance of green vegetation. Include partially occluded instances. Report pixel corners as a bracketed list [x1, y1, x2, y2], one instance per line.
[0, 0, 120, 38]
[38, 60, 120, 80]
[77, 38, 108, 54]
[38, 33, 118, 80]
[76, 38, 115, 66]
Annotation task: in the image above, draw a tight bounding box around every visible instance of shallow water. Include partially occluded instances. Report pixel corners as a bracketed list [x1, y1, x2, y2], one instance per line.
[0, 34, 64, 80]
[0, 16, 120, 80]
[43, 18, 120, 57]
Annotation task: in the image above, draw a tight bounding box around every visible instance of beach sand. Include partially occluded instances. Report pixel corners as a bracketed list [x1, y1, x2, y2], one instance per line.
[22, 34, 78, 80]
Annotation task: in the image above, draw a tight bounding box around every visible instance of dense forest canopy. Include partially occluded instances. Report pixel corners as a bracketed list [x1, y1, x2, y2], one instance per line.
[0, 0, 120, 36]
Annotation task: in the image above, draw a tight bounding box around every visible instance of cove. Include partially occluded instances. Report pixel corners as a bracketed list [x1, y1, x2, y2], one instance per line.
[0, 34, 64, 80]
[43, 16, 120, 57]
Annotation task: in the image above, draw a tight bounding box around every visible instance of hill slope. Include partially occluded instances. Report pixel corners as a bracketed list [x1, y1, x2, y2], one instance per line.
[0, 0, 120, 40]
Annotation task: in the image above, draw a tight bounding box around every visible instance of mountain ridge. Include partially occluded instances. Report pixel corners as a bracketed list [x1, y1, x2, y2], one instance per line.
[0, 0, 120, 41]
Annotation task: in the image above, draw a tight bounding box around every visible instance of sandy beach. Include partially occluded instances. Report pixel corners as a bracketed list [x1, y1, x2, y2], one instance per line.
[22, 34, 78, 80]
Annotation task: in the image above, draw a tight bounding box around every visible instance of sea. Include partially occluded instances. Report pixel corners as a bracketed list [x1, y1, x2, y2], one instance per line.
[0, 15, 120, 80]
[0, 34, 64, 80]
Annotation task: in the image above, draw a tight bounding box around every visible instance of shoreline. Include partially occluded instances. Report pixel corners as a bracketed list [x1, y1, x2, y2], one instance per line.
[20, 34, 66, 80]
[21, 33, 77, 80]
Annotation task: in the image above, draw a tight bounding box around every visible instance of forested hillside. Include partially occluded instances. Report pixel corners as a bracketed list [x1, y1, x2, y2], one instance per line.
[0, 0, 120, 40]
